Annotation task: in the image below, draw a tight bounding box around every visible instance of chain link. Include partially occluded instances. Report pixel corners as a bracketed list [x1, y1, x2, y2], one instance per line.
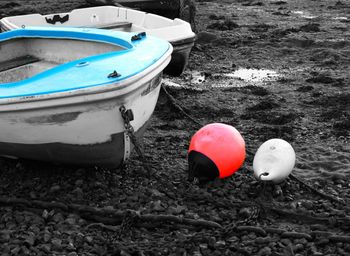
[120, 106, 153, 177]
[116, 210, 140, 240]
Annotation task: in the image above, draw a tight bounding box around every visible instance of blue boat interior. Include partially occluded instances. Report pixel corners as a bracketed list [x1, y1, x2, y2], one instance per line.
[0, 27, 170, 99]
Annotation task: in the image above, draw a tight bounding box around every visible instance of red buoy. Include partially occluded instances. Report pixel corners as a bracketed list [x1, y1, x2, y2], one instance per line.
[188, 123, 245, 181]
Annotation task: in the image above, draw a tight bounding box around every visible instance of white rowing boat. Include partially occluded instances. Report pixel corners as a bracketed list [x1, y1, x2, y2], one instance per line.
[0, 27, 172, 167]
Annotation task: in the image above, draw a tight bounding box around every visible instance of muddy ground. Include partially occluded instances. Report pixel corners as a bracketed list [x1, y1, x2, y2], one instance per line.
[0, 0, 350, 255]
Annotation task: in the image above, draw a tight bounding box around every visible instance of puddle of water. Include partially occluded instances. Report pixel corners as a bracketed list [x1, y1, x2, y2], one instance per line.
[211, 68, 280, 88]
[225, 68, 279, 82]
[174, 69, 280, 89]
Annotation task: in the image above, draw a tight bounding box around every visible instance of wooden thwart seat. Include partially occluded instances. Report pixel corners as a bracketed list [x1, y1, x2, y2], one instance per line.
[0, 55, 40, 73]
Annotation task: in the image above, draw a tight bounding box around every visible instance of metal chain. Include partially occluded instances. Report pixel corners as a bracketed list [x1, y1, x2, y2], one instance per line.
[120, 106, 153, 177]
[161, 85, 203, 128]
[116, 210, 140, 240]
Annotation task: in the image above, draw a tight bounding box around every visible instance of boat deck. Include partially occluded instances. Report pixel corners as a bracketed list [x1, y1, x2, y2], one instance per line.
[0, 57, 56, 84]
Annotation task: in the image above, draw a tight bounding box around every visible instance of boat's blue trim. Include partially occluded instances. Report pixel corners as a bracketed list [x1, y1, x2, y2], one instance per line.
[0, 27, 170, 99]
[0, 26, 134, 49]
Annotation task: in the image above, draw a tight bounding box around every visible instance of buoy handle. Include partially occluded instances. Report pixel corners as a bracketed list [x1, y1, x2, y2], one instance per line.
[258, 172, 269, 180]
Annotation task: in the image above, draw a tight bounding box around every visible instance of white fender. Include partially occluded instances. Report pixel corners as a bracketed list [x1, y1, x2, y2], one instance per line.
[253, 139, 296, 184]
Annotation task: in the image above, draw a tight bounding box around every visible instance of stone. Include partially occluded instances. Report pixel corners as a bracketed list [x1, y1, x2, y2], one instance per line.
[51, 238, 63, 249]
[43, 232, 51, 243]
[85, 236, 93, 243]
[10, 246, 21, 254]
[257, 247, 272, 256]
[168, 205, 187, 215]
[52, 213, 64, 223]
[151, 200, 164, 212]
[65, 217, 76, 225]
[24, 233, 36, 246]
[38, 244, 51, 253]
[72, 188, 84, 198]
[75, 179, 84, 186]
[50, 185, 61, 193]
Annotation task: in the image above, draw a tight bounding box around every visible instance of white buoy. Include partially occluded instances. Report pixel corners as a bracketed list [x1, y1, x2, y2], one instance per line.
[253, 139, 296, 184]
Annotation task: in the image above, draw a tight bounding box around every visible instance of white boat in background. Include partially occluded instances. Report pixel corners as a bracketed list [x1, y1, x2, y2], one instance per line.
[0, 6, 196, 76]
[0, 27, 172, 167]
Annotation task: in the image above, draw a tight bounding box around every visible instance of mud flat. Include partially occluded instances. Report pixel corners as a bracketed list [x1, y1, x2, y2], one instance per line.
[0, 0, 350, 255]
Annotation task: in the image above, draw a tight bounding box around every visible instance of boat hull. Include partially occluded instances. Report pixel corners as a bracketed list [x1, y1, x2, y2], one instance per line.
[0, 76, 162, 168]
[166, 37, 195, 76]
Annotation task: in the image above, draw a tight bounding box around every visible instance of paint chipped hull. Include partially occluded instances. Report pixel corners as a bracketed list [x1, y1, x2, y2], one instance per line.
[0, 73, 163, 168]
[0, 121, 149, 168]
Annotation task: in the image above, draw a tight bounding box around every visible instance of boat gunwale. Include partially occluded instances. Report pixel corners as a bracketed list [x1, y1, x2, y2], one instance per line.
[0, 6, 196, 43]
[0, 27, 134, 49]
[0, 45, 172, 111]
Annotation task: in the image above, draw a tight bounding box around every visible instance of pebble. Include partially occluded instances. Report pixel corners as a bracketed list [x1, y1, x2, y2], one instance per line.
[281, 238, 292, 245]
[75, 179, 84, 187]
[208, 237, 216, 249]
[38, 244, 52, 253]
[43, 232, 51, 243]
[51, 238, 62, 247]
[52, 213, 64, 223]
[315, 238, 329, 246]
[227, 236, 239, 243]
[151, 200, 164, 212]
[72, 187, 84, 198]
[21, 246, 30, 255]
[255, 237, 272, 244]
[29, 225, 40, 234]
[65, 217, 76, 225]
[237, 226, 267, 237]
[215, 240, 226, 248]
[150, 189, 165, 197]
[85, 236, 93, 243]
[94, 181, 106, 189]
[50, 185, 61, 193]
[0, 230, 12, 241]
[168, 205, 187, 215]
[310, 224, 328, 231]
[294, 243, 304, 252]
[199, 244, 208, 249]
[24, 233, 35, 246]
[29, 191, 36, 199]
[10, 246, 21, 255]
[257, 246, 272, 256]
